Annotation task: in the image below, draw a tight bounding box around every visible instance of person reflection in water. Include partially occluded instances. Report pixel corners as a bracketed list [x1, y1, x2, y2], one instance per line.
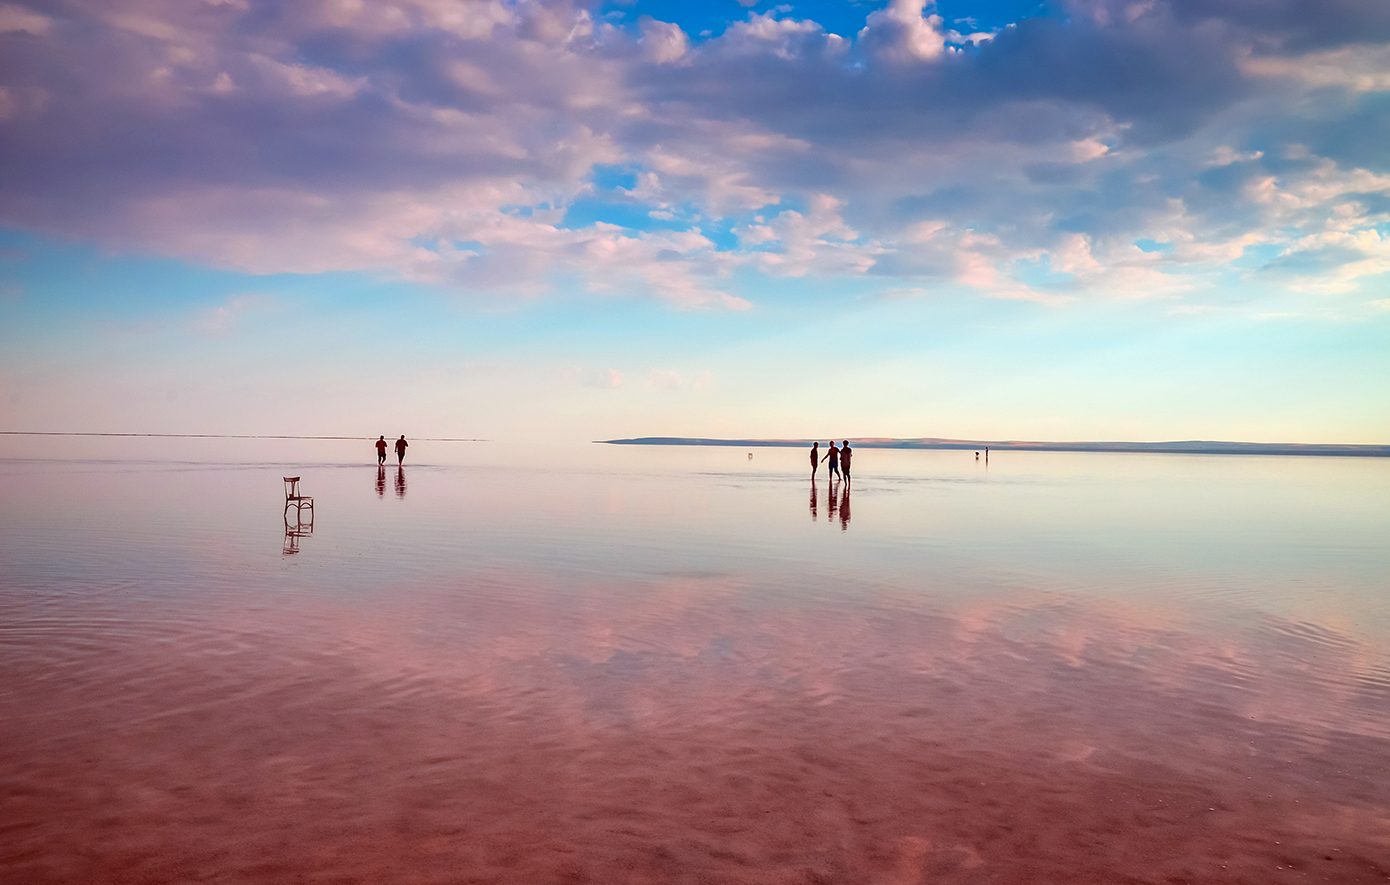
[395, 435, 409, 465]
[375, 435, 388, 464]
[827, 481, 838, 520]
[809, 478, 818, 521]
[839, 483, 851, 531]
[840, 440, 852, 484]
[376, 464, 386, 498]
[395, 466, 407, 499]
[809, 441, 820, 477]
[821, 441, 840, 479]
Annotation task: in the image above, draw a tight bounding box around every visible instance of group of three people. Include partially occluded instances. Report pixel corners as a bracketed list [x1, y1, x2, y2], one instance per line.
[810, 440, 852, 480]
[375, 435, 409, 465]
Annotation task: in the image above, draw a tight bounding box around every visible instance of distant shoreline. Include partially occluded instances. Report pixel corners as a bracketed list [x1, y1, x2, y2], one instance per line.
[598, 437, 1390, 458]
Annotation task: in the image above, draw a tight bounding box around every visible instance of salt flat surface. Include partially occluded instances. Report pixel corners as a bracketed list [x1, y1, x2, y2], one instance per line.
[1, 442, 1387, 883]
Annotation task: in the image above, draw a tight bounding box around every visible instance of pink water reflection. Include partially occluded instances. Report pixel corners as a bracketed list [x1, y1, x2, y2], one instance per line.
[1, 448, 1387, 883]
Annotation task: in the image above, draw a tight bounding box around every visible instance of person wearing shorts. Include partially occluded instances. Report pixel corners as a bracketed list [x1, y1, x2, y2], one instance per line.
[821, 441, 840, 478]
[840, 440, 852, 482]
[375, 436, 388, 464]
[395, 435, 408, 465]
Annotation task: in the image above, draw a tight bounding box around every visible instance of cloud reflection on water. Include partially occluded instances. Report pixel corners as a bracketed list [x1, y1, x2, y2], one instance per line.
[0, 448, 1387, 882]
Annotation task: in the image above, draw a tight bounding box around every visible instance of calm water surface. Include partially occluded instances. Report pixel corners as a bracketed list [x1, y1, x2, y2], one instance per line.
[1, 442, 1388, 884]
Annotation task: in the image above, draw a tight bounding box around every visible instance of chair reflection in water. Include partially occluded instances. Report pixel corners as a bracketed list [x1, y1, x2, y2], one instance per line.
[283, 476, 314, 555]
[283, 514, 313, 554]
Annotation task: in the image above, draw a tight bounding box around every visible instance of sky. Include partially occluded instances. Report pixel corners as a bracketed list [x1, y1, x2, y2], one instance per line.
[0, 0, 1388, 445]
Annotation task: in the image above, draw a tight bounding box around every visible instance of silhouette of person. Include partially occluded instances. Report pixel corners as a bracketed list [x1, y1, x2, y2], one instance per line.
[809, 441, 820, 477]
[809, 478, 818, 521]
[376, 464, 386, 498]
[840, 440, 852, 483]
[839, 483, 851, 531]
[375, 435, 388, 464]
[395, 435, 408, 465]
[395, 466, 407, 499]
[975, 451, 979, 459]
[821, 441, 840, 479]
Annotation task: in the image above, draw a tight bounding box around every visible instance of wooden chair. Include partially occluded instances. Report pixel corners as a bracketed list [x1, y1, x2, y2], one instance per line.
[283, 476, 314, 520]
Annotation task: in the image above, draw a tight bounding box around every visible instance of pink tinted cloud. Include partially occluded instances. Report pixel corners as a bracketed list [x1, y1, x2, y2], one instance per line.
[1, 0, 1388, 304]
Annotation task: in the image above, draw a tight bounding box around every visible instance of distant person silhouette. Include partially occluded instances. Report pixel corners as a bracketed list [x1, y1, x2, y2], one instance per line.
[809, 441, 820, 477]
[821, 441, 840, 479]
[376, 464, 386, 498]
[840, 440, 852, 482]
[395, 435, 408, 465]
[375, 435, 388, 464]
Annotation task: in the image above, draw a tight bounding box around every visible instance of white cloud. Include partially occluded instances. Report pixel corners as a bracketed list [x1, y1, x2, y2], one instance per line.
[0, 4, 51, 34]
[1241, 45, 1390, 93]
[1265, 229, 1390, 293]
[308, 0, 514, 39]
[739, 194, 880, 277]
[728, 12, 821, 45]
[639, 18, 688, 65]
[860, 0, 947, 63]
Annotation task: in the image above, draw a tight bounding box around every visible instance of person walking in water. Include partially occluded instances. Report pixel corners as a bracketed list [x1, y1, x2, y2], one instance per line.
[809, 441, 820, 477]
[375, 435, 388, 465]
[821, 440, 840, 479]
[840, 440, 852, 483]
[395, 435, 408, 465]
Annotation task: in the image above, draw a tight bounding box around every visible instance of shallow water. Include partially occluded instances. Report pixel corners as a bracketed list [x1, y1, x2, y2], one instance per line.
[1, 443, 1388, 884]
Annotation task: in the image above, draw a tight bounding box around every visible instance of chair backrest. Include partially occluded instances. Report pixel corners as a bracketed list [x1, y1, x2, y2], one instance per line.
[283, 476, 300, 499]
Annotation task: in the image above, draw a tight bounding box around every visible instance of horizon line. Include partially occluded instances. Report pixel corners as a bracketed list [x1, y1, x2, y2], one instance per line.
[0, 432, 490, 441]
[598, 436, 1390, 457]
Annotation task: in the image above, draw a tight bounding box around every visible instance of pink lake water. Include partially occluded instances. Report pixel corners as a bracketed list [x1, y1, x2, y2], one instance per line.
[1, 440, 1388, 884]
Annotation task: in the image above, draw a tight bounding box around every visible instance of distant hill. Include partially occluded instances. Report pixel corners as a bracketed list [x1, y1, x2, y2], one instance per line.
[598, 437, 1390, 457]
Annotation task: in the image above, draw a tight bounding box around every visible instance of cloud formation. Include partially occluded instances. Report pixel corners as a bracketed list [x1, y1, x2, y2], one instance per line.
[1, 0, 1388, 307]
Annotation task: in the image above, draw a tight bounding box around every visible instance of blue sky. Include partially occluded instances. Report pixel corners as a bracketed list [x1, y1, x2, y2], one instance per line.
[595, 0, 1055, 41]
[1, 0, 1388, 444]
